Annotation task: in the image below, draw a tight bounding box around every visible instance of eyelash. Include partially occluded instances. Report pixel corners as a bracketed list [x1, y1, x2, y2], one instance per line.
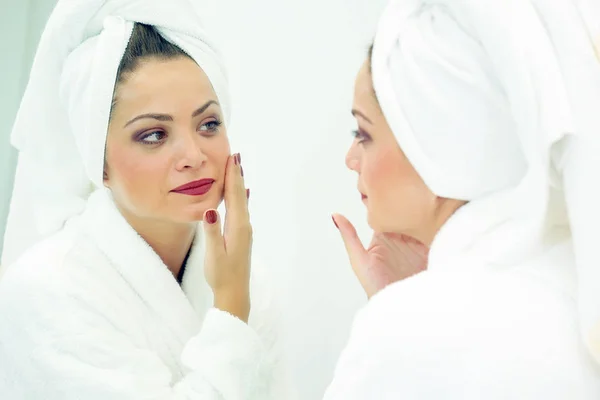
[138, 119, 223, 145]
[352, 129, 371, 144]
[200, 120, 222, 133]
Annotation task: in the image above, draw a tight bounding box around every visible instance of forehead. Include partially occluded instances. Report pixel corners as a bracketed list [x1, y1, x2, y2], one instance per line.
[117, 57, 215, 101]
[353, 61, 379, 110]
[112, 57, 217, 117]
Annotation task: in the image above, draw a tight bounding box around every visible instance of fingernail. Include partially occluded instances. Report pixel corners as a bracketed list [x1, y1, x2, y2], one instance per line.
[237, 153, 242, 164]
[332, 216, 339, 229]
[240, 166, 244, 177]
[205, 210, 217, 224]
[233, 153, 239, 165]
[246, 188, 250, 199]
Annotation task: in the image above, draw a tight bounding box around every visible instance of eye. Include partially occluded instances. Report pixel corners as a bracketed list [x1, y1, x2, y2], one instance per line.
[139, 130, 166, 144]
[199, 119, 223, 134]
[352, 129, 371, 144]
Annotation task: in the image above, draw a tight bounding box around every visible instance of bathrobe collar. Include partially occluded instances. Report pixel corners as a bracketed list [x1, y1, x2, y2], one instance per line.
[78, 188, 213, 347]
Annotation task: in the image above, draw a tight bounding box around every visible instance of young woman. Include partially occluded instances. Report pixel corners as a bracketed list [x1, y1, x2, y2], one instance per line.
[326, 0, 600, 398]
[0, 1, 287, 398]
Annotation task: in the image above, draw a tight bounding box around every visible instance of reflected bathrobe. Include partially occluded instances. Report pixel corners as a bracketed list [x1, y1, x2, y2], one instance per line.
[0, 188, 287, 399]
[323, 212, 600, 399]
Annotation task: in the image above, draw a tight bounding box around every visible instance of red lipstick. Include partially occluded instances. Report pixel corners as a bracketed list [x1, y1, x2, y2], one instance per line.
[172, 179, 215, 196]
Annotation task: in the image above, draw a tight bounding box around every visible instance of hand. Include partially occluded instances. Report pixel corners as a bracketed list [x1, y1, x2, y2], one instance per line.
[332, 214, 428, 299]
[203, 153, 252, 322]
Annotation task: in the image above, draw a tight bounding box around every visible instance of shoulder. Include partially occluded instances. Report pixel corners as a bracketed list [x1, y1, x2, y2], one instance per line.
[339, 269, 594, 391]
[1, 224, 111, 294]
[359, 268, 575, 331]
[0, 227, 114, 336]
[0, 229, 79, 296]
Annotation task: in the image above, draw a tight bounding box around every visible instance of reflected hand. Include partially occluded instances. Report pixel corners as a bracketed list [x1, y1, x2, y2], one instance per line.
[333, 214, 428, 299]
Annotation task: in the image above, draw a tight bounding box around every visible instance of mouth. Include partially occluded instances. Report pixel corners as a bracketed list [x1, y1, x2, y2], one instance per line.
[360, 192, 367, 201]
[172, 179, 215, 196]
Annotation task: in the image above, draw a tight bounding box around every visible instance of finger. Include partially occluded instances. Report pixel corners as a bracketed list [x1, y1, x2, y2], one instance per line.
[203, 209, 226, 257]
[223, 153, 249, 220]
[332, 213, 367, 270]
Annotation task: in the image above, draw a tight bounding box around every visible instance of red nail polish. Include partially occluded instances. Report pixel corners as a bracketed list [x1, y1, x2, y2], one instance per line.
[233, 154, 239, 165]
[332, 216, 339, 229]
[240, 166, 244, 177]
[205, 210, 217, 224]
[237, 153, 242, 164]
[246, 188, 250, 199]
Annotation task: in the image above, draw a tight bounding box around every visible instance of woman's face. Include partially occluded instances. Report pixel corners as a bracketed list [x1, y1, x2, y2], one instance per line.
[105, 56, 230, 224]
[347, 60, 436, 236]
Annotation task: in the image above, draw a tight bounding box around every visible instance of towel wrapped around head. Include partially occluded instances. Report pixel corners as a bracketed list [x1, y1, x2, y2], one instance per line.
[1, 0, 230, 267]
[371, 0, 600, 364]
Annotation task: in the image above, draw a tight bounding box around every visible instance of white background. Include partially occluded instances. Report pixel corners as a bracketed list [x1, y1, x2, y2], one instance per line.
[0, 0, 389, 398]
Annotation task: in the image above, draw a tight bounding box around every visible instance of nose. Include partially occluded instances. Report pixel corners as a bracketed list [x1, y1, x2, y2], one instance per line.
[345, 142, 360, 173]
[174, 131, 207, 171]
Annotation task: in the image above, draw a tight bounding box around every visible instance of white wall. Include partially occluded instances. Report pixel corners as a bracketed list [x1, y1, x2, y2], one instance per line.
[0, 0, 388, 398]
[198, 1, 389, 397]
[0, 0, 58, 257]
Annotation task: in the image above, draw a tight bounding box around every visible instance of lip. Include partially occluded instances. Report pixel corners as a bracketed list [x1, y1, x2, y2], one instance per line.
[172, 179, 215, 196]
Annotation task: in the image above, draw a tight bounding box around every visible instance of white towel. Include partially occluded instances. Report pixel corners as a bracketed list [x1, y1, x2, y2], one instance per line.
[578, 0, 600, 53]
[1, 0, 231, 267]
[371, 0, 600, 364]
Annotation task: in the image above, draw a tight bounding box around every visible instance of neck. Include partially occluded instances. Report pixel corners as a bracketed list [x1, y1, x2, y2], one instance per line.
[117, 206, 196, 279]
[412, 199, 466, 247]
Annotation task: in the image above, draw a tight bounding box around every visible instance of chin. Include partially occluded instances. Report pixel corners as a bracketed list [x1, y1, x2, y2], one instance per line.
[166, 202, 208, 223]
[368, 211, 405, 234]
[366, 212, 381, 232]
[188, 203, 215, 222]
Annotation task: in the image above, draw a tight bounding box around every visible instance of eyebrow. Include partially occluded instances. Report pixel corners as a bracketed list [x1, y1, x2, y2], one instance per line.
[351, 109, 372, 124]
[123, 100, 220, 128]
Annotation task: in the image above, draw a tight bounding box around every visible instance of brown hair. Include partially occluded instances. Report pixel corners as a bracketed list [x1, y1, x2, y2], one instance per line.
[110, 23, 191, 114]
[367, 43, 377, 101]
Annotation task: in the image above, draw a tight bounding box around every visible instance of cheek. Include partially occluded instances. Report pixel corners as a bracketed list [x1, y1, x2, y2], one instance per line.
[363, 146, 427, 213]
[107, 143, 169, 193]
[200, 136, 230, 200]
[363, 147, 401, 194]
[204, 135, 230, 175]
[210, 136, 231, 161]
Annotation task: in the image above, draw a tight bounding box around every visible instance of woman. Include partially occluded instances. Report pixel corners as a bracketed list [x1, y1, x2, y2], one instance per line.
[0, 0, 286, 399]
[326, 0, 600, 398]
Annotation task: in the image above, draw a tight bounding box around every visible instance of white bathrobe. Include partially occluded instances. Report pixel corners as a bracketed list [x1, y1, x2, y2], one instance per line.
[0, 188, 287, 399]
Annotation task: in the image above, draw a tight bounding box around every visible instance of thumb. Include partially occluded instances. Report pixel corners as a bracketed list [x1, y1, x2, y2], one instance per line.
[332, 213, 367, 270]
[203, 209, 225, 259]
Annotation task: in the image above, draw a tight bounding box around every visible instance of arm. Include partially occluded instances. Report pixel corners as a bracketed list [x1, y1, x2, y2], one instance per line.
[247, 259, 295, 399]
